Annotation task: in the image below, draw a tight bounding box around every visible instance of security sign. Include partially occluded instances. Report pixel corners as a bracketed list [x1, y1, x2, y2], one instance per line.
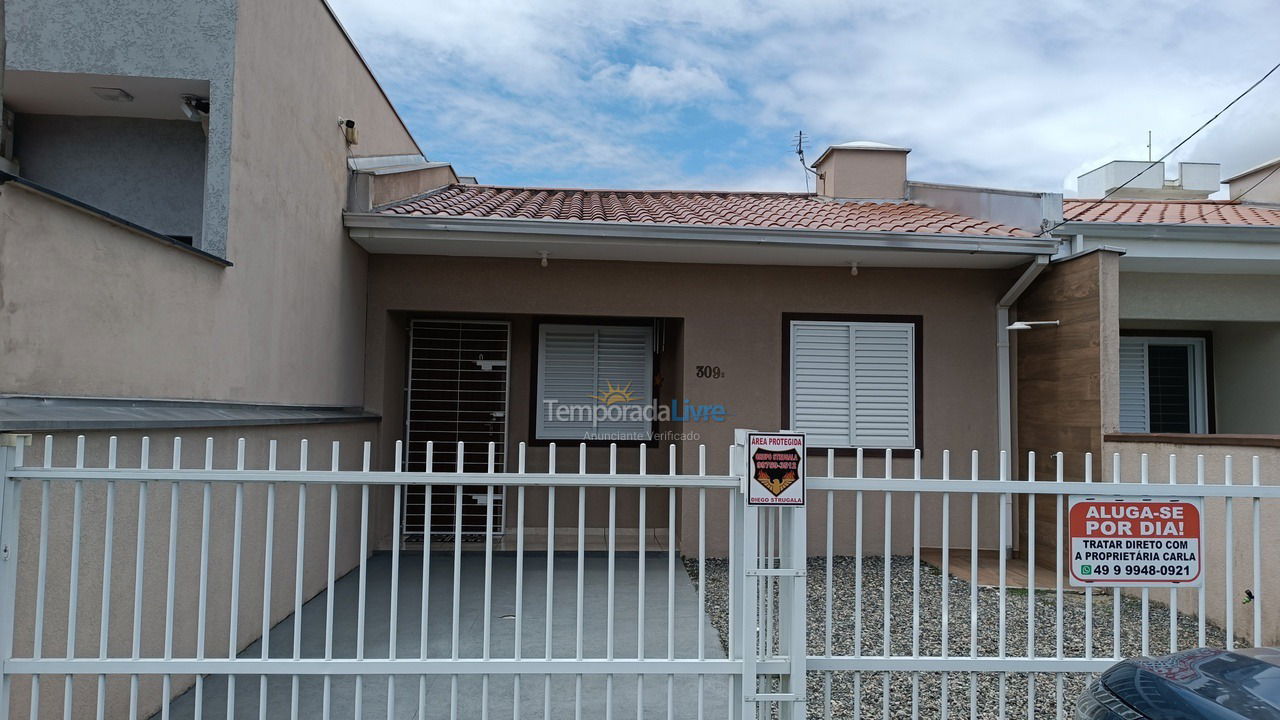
[747, 432, 805, 506]
[1068, 496, 1203, 587]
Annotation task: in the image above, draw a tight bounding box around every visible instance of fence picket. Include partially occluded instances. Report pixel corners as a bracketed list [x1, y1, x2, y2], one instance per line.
[0, 437, 1272, 720]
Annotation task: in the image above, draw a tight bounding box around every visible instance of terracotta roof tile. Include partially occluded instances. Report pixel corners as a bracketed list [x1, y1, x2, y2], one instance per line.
[1065, 200, 1280, 226]
[378, 185, 1034, 238]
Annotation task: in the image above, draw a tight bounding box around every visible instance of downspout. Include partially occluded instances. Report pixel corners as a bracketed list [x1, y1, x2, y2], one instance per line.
[997, 255, 1049, 467]
[996, 254, 1050, 543]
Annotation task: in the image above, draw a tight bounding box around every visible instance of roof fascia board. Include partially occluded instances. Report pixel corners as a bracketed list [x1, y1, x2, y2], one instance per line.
[1223, 156, 1280, 183]
[348, 154, 427, 171]
[362, 161, 453, 176]
[1063, 221, 1280, 243]
[345, 213, 1058, 255]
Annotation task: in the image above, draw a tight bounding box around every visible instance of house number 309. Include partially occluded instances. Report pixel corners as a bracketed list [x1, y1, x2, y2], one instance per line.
[695, 365, 724, 379]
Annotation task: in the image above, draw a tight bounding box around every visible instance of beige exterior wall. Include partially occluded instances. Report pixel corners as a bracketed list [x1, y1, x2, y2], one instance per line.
[1211, 323, 1280, 434]
[365, 255, 1015, 555]
[1227, 164, 1280, 204]
[369, 166, 458, 208]
[0, 0, 421, 407]
[1120, 272, 1280, 323]
[7, 421, 381, 720]
[1, 3, 422, 717]
[0, 188, 232, 400]
[813, 149, 908, 200]
[1105, 440, 1280, 646]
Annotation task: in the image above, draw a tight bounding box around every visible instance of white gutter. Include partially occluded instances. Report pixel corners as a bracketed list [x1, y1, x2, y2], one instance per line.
[1059, 221, 1280, 243]
[997, 254, 1050, 485]
[994, 254, 1050, 546]
[344, 213, 1060, 256]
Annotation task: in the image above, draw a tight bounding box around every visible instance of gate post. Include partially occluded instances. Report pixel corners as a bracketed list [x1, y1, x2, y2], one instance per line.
[0, 434, 29, 720]
[778, 496, 808, 719]
[733, 430, 807, 720]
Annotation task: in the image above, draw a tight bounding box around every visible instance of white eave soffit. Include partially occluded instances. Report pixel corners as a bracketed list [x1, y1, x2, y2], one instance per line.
[344, 214, 1057, 269]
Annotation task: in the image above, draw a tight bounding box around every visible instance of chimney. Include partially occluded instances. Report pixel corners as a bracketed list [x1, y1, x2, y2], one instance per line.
[811, 141, 909, 200]
[1224, 157, 1280, 204]
[1076, 160, 1220, 201]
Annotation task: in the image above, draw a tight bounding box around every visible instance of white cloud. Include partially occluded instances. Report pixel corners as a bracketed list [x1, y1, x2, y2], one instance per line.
[610, 63, 729, 104]
[331, 0, 1280, 192]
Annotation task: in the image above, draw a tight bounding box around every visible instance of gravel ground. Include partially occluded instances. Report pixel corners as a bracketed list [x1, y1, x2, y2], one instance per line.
[685, 555, 1232, 719]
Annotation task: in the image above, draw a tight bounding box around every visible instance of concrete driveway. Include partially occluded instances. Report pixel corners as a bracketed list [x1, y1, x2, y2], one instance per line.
[161, 551, 729, 719]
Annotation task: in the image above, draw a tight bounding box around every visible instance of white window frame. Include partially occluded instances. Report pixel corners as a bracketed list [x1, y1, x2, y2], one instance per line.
[535, 323, 654, 441]
[1118, 335, 1209, 434]
[788, 319, 917, 450]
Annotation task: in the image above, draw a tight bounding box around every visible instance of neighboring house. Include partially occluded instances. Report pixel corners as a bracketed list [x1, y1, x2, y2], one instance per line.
[346, 141, 1063, 553]
[1012, 158, 1280, 644]
[0, 0, 455, 716]
[1055, 157, 1280, 448]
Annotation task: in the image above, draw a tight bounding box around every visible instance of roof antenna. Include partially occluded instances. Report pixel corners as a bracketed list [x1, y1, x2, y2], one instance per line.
[1147, 130, 1152, 162]
[795, 131, 818, 193]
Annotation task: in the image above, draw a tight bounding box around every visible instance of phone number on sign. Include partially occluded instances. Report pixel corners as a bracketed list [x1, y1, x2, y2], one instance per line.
[1086, 564, 1191, 577]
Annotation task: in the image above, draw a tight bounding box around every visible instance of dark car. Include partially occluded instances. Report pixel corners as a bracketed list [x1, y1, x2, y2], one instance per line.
[1078, 647, 1280, 719]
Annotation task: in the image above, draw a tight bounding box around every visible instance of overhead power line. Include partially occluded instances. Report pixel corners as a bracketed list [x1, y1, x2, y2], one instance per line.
[1043, 58, 1280, 237]
[1173, 161, 1280, 225]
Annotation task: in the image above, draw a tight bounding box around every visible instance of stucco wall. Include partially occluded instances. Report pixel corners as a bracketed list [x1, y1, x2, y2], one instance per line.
[4, 0, 236, 255]
[1211, 323, 1280, 434]
[0, 188, 233, 401]
[1120, 272, 1280, 323]
[0, 0, 422, 407]
[365, 256, 1014, 555]
[14, 114, 207, 244]
[7, 421, 380, 720]
[1105, 441, 1280, 647]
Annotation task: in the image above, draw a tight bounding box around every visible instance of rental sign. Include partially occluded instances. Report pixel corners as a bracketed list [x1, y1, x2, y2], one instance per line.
[1068, 497, 1203, 587]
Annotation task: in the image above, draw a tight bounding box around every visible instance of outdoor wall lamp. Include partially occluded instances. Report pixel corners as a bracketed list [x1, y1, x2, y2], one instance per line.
[1006, 320, 1060, 331]
[539, 251, 550, 268]
[337, 117, 359, 145]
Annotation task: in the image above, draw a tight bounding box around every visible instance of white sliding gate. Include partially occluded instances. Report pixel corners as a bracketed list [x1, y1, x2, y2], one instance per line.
[0, 432, 1275, 719]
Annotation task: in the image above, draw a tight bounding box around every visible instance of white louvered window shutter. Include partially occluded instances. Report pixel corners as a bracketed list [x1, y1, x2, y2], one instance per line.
[1118, 337, 1150, 433]
[536, 324, 653, 440]
[790, 320, 915, 449]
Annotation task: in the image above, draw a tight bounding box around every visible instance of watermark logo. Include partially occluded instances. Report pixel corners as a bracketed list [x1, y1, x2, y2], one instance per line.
[543, 379, 729, 425]
[591, 381, 637, 406]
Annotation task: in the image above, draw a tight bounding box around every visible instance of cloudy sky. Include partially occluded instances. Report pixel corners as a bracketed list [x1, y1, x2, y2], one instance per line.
[331, 0, 1280, 196]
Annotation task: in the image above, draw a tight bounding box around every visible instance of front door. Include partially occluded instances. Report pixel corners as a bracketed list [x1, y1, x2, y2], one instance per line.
[403, 319, 510, 544]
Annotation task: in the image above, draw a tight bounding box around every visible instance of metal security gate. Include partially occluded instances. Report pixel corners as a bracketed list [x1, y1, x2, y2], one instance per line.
[404, 319, 510, 543]
[0, 432, 1276, 719]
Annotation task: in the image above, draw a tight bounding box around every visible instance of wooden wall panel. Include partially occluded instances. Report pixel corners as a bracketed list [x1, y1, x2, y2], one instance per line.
[1015, 251, 1115, 550]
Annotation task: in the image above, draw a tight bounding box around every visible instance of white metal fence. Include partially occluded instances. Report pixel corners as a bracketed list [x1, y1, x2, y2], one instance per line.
[0, 434, 1274, 719]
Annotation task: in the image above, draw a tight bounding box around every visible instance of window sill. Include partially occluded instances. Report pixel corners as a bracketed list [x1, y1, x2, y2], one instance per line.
[1105, 433, 1280, 449]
